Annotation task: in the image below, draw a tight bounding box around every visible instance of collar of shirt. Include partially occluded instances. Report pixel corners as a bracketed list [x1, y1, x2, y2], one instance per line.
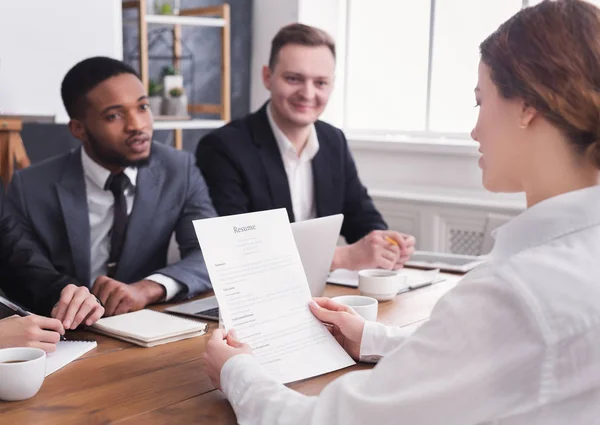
[491, 185, 600, 261]
[80, 147, 138, 192]
[266, 101, 319, 162]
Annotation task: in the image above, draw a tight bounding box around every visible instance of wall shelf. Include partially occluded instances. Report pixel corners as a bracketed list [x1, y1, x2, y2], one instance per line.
[145, 14, 226, 27]
[153, 119, 226, 130]
[122, 1, 231, 149]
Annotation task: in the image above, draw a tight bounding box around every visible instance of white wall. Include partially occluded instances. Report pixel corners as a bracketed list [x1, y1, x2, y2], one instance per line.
[348, 137, 525, 253]
[0, 0, 123, 123]
[250, 0, 300, 112]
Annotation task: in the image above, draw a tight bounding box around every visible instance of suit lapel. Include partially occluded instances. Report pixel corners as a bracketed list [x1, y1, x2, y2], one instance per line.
[249, 104, 295, 222]
[55, 148, 91, 285]
[311, 125, 335, 218]
[115, 156, 163, 280]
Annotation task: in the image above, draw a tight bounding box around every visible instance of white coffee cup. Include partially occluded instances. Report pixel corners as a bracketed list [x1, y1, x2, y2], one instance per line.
[331, 295, 378, 321]
[358, 269, 408, 301]
[0, 347, 46, 401]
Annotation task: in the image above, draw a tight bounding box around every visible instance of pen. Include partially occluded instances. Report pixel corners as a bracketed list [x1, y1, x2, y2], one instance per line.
[385, 236, 399, 246]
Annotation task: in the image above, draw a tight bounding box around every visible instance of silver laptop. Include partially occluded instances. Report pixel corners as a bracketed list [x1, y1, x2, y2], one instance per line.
[165, 214, 344, 321]
[405, 251, 486, 273]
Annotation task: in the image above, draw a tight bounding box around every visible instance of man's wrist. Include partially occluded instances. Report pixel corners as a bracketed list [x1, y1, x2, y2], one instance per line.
[133, 279, 166, 305]
[331, 245, 351, 270]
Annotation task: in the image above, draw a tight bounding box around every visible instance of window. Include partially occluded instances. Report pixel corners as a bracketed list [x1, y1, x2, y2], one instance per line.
[344, 0, 527, 137]
[345, 0, 431, 132]
[429, 0, 521, 133]
[529, 0, 600, 5]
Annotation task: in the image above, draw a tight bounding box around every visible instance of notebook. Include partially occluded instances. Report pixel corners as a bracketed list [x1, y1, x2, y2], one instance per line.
[90, 309, 208, 347]
[45, 340, 97, 376]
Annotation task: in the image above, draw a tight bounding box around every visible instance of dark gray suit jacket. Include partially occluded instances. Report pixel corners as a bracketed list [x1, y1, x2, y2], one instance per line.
[7, 142, 216, 310]
[0, 185, 73, 316]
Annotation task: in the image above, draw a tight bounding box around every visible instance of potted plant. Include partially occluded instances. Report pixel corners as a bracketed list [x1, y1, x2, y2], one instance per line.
[148, 79, 163, 115]
[161, 65, 183, 97]
[154, 0, 180, 15]
[162, 87, 188, 117]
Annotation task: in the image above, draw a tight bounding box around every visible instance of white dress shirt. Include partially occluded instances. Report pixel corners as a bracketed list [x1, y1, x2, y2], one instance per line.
[81, 148, 182, 301]
[220, 185, 600, 425]
[266, 103, 319, 222]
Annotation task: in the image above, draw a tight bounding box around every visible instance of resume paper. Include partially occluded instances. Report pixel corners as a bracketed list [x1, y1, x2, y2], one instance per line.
[193, 209, 355, 383]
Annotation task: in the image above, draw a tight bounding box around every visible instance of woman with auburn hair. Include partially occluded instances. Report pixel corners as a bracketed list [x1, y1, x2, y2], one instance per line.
[203, 1, 600, 424]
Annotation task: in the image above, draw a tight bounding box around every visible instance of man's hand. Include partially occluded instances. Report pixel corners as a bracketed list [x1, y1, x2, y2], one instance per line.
[0, 315, 65, 353]
[91, 277, 166, 316]
[204, 329, 253, 390]
[385, 232, 416, 268]
[332, 230, 416, 271]
[51, 284, 105, 329]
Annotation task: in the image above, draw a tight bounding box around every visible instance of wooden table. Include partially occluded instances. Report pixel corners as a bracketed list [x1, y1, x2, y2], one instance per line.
[1, 274, 462, 424]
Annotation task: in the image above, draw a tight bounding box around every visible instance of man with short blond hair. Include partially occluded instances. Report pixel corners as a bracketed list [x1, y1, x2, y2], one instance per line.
[197, 23, 415, 270]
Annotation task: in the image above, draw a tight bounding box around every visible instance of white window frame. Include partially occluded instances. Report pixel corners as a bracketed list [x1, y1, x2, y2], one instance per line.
[341, 0, 533, 145]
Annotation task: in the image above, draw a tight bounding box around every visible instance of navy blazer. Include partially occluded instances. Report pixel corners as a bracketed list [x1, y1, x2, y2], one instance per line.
[7, 142, 217, 310]
[196, 103, 387, 244]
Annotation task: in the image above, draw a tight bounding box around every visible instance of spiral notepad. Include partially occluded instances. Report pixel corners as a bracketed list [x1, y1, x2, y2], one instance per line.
[91, 309, 208, 347]
[45, 340, 97, 376]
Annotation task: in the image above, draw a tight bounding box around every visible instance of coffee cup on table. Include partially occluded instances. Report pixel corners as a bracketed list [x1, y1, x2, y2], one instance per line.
[358, 269, 407, 301]
[0, 347, 46, 401]
[331, 295, 378, 321]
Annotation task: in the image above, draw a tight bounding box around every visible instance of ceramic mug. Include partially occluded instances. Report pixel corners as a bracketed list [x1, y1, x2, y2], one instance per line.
[358, 269, 408, 301]
[331, 295, 378, 321]
[0, 347, 46, 401]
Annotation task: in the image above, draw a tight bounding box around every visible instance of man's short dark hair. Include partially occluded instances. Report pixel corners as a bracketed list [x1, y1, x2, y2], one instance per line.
[61, 56, 139, 119]
[268, 23, 336, 69]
